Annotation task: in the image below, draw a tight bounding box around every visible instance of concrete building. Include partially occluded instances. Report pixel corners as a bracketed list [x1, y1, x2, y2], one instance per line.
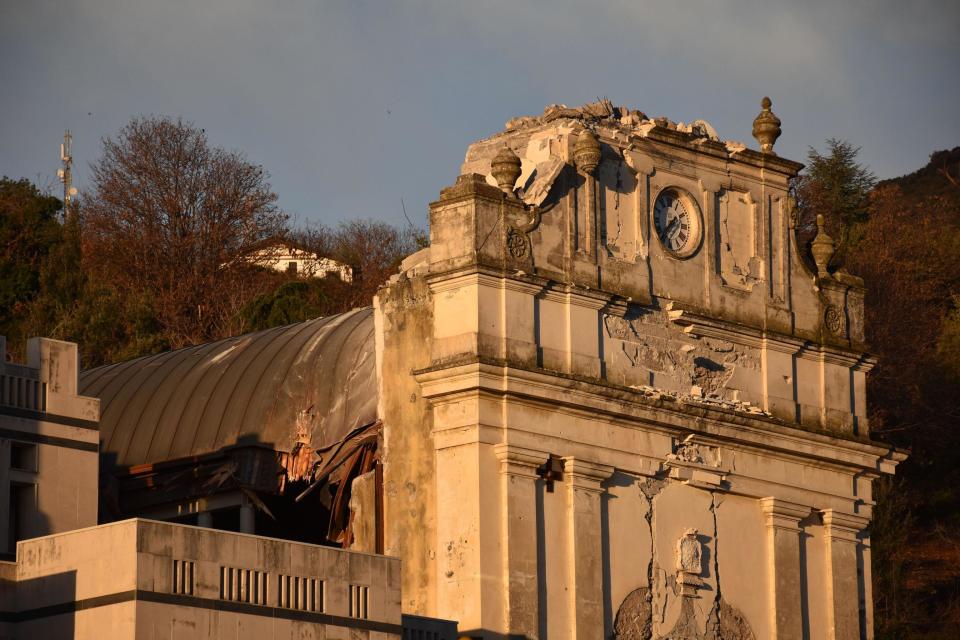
[2, 519, 402, 639]
[3, 98, 905, 639]
[0, 337, 441, 639]
[0, 336, 99, 557]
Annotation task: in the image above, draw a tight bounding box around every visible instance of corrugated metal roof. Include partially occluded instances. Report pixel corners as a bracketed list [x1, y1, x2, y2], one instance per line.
[80, 308, 377, 468]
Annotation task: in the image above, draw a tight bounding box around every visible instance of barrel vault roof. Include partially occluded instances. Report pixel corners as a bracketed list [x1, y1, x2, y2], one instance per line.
[79, 307, 377, 468]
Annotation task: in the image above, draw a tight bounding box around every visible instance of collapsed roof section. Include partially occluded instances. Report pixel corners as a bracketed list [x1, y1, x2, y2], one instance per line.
[79, 307, 377, 469]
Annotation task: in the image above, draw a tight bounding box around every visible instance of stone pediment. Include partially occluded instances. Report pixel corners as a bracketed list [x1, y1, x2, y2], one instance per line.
[453, 100, 860, 352]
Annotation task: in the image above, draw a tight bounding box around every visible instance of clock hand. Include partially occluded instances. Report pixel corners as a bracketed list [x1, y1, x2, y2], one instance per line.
[665, 216, 680, 238]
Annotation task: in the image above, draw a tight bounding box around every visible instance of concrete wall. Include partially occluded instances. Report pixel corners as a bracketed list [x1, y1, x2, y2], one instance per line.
[5, 519, 402, 639]
[0, 337, 99, 555]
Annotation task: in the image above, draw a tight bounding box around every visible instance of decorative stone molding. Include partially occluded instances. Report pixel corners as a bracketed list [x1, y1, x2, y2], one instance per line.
[821, 509, 868, 543]
[823, 304, 844, 336]
[573, 129, 601, 175]
[490, 146, 522, 194]
[669, 435, 720, 467]
[505, 227, 529, 258]
[493, 444, 545, 480]
[751, 97, 782, 154]
[562, 456, 615, 491]
[665, 436, 728, 489]
[675, 528, 704, 597]
[759, 497, 811, 531]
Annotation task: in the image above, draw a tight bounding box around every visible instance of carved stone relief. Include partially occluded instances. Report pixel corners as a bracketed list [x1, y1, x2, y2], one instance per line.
[613, 589, 756, 640]
[717, 190, 762, 291]
[675, 529, 703, 597]
[603, 307, 759, 398]
[668, 436, 721, 468]
[706, 601, 756, 640]
[823, 304, 844, 337]
[506, 227, 529, 258]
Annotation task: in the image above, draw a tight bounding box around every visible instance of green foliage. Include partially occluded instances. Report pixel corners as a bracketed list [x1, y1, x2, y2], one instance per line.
[240, 275, 351, 332]
[803, 138, 876, 225]
[0, 177, 63, 347]
[794, 139, 876, 263]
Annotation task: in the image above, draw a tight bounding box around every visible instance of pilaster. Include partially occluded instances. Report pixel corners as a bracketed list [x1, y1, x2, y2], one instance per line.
[564, 457, 613, 640]
[494, 444, 544, 639]
[760, 497, 810, 640]
[822, 510, 868, 640]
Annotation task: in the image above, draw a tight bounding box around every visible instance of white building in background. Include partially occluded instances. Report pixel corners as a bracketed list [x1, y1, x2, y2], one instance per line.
[244, 242, 353, 281]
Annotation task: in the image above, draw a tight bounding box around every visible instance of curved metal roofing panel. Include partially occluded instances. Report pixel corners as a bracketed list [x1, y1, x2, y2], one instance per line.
[79, 308, 377, 468]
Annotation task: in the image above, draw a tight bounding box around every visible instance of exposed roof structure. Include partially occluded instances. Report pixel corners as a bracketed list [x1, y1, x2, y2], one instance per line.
[79, 308, 377, 468]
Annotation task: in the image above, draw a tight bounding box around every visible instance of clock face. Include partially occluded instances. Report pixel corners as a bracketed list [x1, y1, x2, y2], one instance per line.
[654, 189, 701, 258]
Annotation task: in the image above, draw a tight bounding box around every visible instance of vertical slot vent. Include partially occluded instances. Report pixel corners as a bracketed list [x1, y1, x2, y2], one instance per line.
[171, 559, 195, 595]
[277, 574, 324, 612]
[218, 566, 267, 605]
[349, 584, 369, 619]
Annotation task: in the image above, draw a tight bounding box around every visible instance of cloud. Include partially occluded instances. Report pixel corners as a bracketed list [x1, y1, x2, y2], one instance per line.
[1, 0, 958, 224]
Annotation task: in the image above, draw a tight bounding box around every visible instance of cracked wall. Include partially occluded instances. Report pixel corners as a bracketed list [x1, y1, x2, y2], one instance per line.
[717, 190, 761, 292]
[606, 475, 766, 640]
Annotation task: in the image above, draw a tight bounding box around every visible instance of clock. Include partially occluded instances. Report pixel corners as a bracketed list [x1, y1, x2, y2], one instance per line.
[653, 188, 702, 258]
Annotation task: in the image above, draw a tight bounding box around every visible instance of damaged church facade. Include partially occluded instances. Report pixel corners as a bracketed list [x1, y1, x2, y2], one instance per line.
[2, 98, 903, 639]
[369, 98, 904, 639]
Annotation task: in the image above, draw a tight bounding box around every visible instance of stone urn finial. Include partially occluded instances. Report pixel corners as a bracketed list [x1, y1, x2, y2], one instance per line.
[810, 214, 835, 278]
[573, 129, 601, 175]
[752, 96, 782, 155]
[490, 146, 522, 194]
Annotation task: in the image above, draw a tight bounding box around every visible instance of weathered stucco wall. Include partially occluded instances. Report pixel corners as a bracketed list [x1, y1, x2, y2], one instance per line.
[374, 274, 437, 616]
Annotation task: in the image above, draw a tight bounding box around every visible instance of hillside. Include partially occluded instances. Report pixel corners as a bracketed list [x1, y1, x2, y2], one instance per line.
[852, 147, 960, 639]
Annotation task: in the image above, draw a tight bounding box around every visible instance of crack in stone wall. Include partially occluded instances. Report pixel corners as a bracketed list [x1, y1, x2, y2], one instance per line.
[613, 481, 755, 640]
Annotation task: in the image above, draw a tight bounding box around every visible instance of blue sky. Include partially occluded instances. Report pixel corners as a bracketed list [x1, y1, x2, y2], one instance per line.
[2, 1, 958, 228]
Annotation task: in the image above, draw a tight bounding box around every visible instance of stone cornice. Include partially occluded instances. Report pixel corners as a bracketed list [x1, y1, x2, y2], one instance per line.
[621, 126, 804, 178]
[821, 509, 870, 541]
[424, 265, 621, 310]
[674, 309, 877, 367]
[671, 312, 767, 349]
[760, 497, 812, 531]
[414, 360, 906, 477]
[493, 443, 546, 479]
[562, 456, 614, 491]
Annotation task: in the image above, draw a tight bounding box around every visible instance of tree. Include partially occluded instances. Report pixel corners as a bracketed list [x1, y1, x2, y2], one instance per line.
[0, 177, 63, 355]
[240, 276, 353, 332]
[81, 116, 288, 348]
[292, 220, 426, 310]
[793, 139, 876, 264]
[843, 152, 960, 637]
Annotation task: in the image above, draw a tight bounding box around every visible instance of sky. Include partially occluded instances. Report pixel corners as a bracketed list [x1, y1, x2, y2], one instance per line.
[2, 0, 958, 228]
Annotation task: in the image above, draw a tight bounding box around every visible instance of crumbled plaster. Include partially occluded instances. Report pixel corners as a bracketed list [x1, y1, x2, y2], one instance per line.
[520, 156, 566, 206]
[724, 141, 747, 155]
[605, 306, 765, 415]
[468, 99, 743, 178]
[613, 587, 653, 640]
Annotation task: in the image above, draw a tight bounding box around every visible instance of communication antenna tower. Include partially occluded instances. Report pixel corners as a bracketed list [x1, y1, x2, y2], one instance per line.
[57, 130, 78, 221]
